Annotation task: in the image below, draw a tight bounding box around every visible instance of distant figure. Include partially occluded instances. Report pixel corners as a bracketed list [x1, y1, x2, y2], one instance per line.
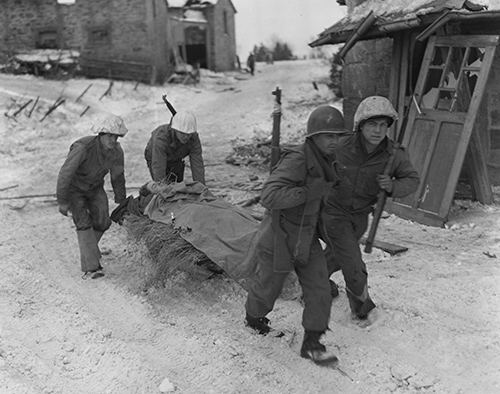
[144, 111, 205, 184]
[266, 52, 274, 64]
[236, 54, 241, 70]
[247, 52, 255, 76]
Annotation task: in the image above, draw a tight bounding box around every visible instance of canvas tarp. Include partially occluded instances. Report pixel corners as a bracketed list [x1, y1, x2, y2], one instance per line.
[142, 181, 262, 283]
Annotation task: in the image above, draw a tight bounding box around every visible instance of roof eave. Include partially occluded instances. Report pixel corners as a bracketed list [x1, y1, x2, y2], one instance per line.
[310, 9, 500, 47]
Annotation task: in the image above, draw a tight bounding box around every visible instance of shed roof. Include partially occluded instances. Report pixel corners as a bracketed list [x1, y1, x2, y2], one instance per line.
[310, 0, 498, 46]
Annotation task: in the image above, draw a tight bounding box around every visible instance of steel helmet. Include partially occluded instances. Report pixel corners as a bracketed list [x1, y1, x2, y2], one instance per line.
[170, 111, 197, 134]
[91, 114, 128, 137]
[306, 105, 347, 138]
[353, 96, 398, 132]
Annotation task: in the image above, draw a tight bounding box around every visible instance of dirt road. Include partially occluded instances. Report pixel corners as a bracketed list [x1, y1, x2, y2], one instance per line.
[1, 60, 499, 393]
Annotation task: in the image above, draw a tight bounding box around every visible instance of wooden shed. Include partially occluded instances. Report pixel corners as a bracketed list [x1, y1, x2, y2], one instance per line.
[310, 0, 500, 227]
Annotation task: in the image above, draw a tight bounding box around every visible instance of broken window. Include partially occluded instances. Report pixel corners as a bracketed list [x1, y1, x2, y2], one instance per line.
[421, 44, 485, 113]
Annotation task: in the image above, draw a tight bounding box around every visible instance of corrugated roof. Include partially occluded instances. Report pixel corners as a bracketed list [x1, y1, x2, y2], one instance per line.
[310, 0, 496, 46]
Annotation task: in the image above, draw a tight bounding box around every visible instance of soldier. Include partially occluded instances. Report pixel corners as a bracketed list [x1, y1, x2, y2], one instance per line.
[244, 105, 350, 366]
[57, 114, 128, 279]
[247, 52, 255, 76]
[144, 111, 205, 185]
[321, 96, 419, 321]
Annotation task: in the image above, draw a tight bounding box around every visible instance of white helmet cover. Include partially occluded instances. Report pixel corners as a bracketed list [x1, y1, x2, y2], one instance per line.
[170, 111, 197, 134]
[353, 96, 398, 132]
[91, 114, 128, 137]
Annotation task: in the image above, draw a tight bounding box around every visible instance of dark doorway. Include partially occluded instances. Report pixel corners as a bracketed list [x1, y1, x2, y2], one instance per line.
[186, 44, 207, 68]
[185, 26, 207, 68]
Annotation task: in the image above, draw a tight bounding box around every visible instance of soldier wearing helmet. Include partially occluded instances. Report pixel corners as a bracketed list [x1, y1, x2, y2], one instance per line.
[321, 96, 419, 322]
[144, 110, 205, 184]
[245, 105, 350, 367]
[57, 114, 129, 279]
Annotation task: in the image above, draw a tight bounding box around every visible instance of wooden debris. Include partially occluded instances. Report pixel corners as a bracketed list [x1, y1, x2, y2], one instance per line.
[28, 96, 39, 117]
[76, 84, 92, 102]
[12, 99, 33, 117]
[0, 184, 19, 192]
[41, 98, 65, 122]
[99, 81, 114, 100]
[359, 237, 408, 255]
[80, 105, 90, 117]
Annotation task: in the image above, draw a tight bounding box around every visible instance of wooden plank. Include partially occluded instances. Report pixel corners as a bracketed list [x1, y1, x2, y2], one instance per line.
[465, 129, 493, 204]
[359, 237, 408, 256]
[389, 32, 403, 141]
[439, 44, 497, 215]
[396, 31, 410, 141]
[410, 119, 441, 208]
[433, 35, 499, 47]
[385, 200, 446, 227]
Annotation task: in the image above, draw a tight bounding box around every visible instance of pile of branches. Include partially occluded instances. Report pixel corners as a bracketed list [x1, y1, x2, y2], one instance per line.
[123, 214, 215, 286]
[123, 210, 303, 300]
[1, 49, 79, 79]
[225, 136, 271, 168]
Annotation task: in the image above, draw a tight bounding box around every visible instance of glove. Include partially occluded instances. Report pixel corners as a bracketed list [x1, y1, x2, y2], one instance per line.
[305, 178, 326, 201]
[58, 203, 70, 216]
[377, 174, 393, 193]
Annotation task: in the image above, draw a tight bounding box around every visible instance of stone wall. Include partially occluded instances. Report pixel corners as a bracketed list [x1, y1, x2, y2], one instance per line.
[76, 0, 150, 62]
[0, 0, 79, 56]
[341, 38, 393, 130]
[205, 0, 236, 71]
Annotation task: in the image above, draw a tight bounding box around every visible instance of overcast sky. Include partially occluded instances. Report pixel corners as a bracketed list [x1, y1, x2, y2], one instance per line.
[231, 0, 346, 57]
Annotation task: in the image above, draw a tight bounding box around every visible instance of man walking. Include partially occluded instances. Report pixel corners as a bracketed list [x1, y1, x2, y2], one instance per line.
[244, 105, 350, 366]
[57, 114, 128, 279]
[321, 96, 419, 321]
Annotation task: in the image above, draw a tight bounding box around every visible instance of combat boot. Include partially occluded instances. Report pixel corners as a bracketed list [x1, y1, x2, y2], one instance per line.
[245, 313, 272, 335]
[329, 279, 339, 299]
[300, 330, 338, 366]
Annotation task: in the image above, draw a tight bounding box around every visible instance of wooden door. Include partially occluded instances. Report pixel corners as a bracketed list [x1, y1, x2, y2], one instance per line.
[389, 35, 499, 227]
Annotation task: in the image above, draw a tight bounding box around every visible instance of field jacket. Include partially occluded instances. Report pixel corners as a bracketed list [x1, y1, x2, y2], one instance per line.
[326, 133, 419, 214]
[257, 142, 338, 272]
[144, 125, 205, 184]
[57, 136, 126, 205]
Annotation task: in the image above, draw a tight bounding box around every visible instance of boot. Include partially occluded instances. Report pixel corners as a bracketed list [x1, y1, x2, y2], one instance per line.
[77, 229, 102, 273]
[300, 331, 338, 366]
[245, 313, 272, 335]
[329, 280, 339, 299]
[346, 285, 376, 319]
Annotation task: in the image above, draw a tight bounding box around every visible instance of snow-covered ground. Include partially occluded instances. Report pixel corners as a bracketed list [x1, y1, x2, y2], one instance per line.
[0, 60, 499, 393]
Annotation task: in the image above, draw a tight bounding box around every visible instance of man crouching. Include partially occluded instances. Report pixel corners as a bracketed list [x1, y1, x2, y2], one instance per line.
[56, 114, 128, 279]
[244, 105, 350, 366]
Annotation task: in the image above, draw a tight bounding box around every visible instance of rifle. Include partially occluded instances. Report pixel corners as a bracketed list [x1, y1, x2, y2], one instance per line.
[238, 87, 282, 208]
[363, 142, 400, 253]
[363, 98, 414, 253]
[270, 86, 282, 172]
[162, 94, 177, 116]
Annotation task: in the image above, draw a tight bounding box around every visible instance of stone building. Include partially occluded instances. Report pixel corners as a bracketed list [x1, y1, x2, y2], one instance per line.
[0, 0, 237, 82]
[168, 0, 237, 72]
[311, 0, 500, 226]
[0, 0, 79, 60]
[77, 0, 171, 84]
